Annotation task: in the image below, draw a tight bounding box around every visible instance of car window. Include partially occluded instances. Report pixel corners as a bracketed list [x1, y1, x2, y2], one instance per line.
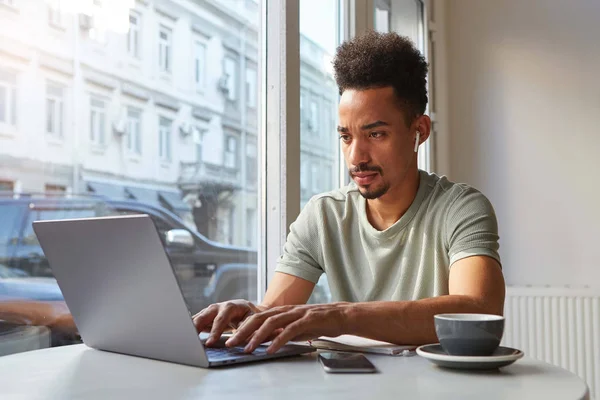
[107, 209, 176, 244]
[22, 209, 97, 246]
[0, 204, 24, 248]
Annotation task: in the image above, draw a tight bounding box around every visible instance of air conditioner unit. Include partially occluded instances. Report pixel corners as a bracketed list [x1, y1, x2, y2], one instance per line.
[79, 14, 94, 30]
[179, 122, 192, 138]
[112, 119, 127, 137]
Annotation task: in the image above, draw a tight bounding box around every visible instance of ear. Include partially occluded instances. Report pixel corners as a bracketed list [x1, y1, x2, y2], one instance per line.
[413, 114, 432, 146]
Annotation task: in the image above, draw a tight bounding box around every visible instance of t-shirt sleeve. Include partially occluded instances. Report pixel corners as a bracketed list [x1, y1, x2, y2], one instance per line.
[445, 187, 502, 268]
[275, 198, 324, 283]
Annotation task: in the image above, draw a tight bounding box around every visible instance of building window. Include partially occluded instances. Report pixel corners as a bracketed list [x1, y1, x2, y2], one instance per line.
[300, 89, 307, 128]
[90, 96, 107, 146]
[311, 162, 319, 193]
[46, 82, 64, 137]
[158, 116, 172, 162]
[158, 26, 172, 73]
[0, 180, 14, 191]
[126, 107, 142, 155]
[246, 208, 256, 248]
[246, 142, 257, 185]
[224, 135, 237, 168]
[223, 57, 237, 101]
[47, 0, 63, 27]
[45, 184, 66, 193]
[193, 126, 203, 163]
[245, 66, 256, 108]
[194, 41, 206, 91]
[128, 12, 141, 59]
[0, 69, 16, 127]
[309, 97, 319, 133]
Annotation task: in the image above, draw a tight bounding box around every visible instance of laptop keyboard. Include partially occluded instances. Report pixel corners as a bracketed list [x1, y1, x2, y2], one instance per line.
[206, 345, 269, 361]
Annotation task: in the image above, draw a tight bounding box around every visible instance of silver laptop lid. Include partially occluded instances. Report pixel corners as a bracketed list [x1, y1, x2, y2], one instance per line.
[33, 214, 209, 367]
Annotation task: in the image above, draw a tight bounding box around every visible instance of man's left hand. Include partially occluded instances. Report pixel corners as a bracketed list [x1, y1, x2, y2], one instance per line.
[224, 303, 351, 354]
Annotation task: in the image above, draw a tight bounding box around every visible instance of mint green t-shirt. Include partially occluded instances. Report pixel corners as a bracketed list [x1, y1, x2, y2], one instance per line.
[275, 170, 501, 302]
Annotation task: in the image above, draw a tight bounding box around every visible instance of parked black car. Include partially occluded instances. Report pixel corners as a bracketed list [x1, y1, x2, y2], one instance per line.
[0, 193, 259, 313]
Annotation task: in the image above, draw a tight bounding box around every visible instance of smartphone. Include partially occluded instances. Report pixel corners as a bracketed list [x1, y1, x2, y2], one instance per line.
[318, 352, 377, 373]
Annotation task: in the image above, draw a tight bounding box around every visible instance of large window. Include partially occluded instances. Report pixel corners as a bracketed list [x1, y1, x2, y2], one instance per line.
[0, 69, 16, 127]
[0, 0, 427, 359]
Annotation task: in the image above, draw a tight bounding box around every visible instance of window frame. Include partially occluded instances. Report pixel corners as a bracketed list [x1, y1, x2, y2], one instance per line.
[223, 55, 238, 102]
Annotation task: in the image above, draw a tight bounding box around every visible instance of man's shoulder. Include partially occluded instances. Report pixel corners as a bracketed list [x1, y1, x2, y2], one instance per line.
[424, 171, 495, 218]
[303, 184, 361, 214]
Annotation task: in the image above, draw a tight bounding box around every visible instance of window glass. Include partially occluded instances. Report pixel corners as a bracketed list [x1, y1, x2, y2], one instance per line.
[300, 0, 341, 304]
[0, 0, 261, 357]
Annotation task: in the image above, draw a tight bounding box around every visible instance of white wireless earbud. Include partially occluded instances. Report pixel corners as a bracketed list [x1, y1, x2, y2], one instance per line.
[414, 131, 420, 153]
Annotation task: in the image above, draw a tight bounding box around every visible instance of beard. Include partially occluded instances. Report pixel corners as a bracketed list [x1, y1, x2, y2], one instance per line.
[349, 163, 389, 199]
[357, 182, 390, 199]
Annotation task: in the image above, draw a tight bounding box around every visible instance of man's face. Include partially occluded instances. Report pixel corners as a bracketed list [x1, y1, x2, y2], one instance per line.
[338, 87, 416, 200]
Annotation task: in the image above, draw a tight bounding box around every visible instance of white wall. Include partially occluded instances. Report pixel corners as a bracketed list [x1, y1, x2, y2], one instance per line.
[440, 0, 600, 287]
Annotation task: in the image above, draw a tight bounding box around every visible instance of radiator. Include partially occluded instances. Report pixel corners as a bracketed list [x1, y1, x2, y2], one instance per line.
[502, 286, 600, 399]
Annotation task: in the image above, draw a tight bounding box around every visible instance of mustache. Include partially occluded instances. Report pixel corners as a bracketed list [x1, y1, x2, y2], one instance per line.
[349, 163, 383, 175]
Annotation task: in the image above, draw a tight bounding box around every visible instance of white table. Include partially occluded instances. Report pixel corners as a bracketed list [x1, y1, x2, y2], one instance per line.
[0, 344, 590, 400]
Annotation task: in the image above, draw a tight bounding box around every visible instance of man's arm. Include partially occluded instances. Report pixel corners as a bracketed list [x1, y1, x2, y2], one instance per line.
[226, 255, 505, 352]
[343, 255, 505, 345]
[261, 272, 316, 308]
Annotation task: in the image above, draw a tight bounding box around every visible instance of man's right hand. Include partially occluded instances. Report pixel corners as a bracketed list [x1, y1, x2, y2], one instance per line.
[192, 300, 266, 347]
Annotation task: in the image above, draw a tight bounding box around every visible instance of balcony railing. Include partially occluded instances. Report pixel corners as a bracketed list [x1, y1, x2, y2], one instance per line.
[178, 161, 241, 191]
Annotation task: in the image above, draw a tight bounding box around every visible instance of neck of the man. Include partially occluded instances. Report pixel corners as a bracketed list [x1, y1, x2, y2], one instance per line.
[366, 168, 420, 231]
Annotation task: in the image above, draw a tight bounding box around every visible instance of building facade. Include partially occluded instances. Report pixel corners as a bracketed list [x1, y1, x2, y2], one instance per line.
[0, 0, 338, 247]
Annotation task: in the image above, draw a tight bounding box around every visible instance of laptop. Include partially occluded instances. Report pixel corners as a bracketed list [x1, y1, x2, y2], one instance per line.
[32, 214, 315, 367]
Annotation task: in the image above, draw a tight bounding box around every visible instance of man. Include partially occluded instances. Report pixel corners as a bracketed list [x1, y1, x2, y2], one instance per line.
[193, 31, 505, 354]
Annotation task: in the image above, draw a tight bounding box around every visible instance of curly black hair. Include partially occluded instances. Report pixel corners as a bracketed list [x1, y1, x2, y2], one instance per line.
[333, 31, 428, 123]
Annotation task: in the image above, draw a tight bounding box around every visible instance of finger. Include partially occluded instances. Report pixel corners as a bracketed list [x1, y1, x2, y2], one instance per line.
[192, 306, 219, 333]
[225, 307, 286, 347]
[207, 304, 240, 346]
[267, 318, 315, 354]
[243, 312, 302, 353]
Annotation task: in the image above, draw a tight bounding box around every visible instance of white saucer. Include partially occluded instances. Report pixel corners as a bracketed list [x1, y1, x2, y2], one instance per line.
[416, 344, 524, 370]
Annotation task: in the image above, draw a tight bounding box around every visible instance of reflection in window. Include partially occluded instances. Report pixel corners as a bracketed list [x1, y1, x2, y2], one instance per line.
[246, 142, 257, 185]
[159, 116, 172, 162]
[309, 97, 319, 133]
[47, 0, 63, 27]
[46, 82, 63, 137]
